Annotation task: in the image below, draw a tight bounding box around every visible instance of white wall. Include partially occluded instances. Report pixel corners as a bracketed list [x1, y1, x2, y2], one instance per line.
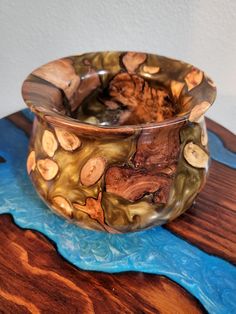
[1, 0, 235, 132]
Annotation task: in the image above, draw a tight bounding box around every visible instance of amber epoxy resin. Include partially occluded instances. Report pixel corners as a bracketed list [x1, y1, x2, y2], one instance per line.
[22, 51, 216, 233]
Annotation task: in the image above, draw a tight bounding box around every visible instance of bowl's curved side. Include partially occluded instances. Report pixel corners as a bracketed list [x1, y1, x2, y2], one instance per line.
[26, 113, 209, 233]
[23, 51, 214, 232]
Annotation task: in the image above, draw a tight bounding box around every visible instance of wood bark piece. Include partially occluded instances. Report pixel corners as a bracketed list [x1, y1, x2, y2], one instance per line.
[32, 59, 80, 107]
[122, 52, 147, 73]
[183, 142, 209, 169]
[189, 101, 211, 122]
[142, 65, 160, 74]
[153, 181, 172, 204]
[26, 151, 36, 175]
[103, 125, 182, 204]
[42, 130, 58, 157]
[37, 159, 59, 181]
[185, 68, 203, 91]
[52, 196, 73, 218]
[105, 167, 171, 203]
[55, 127, 81, 151]
[80, 157, 106, 186]
[73, 192, 104, 225]
[201, 124, 208, 146]
[134, 126, 181, 170]
[109, 72, 176, 124]
[171, 80, 185, 99]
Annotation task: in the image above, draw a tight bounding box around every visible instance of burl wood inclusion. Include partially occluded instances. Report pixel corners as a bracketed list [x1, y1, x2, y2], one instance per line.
[23, 51, 216, 232]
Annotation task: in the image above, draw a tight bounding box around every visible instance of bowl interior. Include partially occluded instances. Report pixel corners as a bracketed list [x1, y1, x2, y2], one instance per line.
[22, 51, 216, 127]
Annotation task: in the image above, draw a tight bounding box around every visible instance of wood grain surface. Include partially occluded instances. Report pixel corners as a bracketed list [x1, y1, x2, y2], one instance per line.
[166, 160, 236, 263]
[0, 215, 206, 314]
[1, 112, 235, 313]
[166, 118, 236, 264]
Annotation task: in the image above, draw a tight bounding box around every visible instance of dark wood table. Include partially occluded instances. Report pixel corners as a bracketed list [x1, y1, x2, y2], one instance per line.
[0, 114, 235, 314]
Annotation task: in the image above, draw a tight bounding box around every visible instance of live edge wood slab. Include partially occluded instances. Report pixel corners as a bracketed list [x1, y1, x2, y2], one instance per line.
[0, 114, 235, 313]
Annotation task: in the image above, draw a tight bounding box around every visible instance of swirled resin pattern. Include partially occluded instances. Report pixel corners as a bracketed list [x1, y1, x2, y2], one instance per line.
[22, 52, 216, 232]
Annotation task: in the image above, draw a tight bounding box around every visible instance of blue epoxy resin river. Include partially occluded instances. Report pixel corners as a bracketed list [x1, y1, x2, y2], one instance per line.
[0, 110, 236, 313]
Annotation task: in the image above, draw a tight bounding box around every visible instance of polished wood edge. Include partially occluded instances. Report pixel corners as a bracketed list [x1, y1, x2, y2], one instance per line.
[166, 160, 236, 265]
[0, 214, 206, 313]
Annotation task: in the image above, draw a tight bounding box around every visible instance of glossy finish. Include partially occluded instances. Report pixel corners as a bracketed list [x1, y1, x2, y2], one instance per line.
[0, 216, 206, 314]
[22, 51, 216, 232]
[0, 111, 236, 313]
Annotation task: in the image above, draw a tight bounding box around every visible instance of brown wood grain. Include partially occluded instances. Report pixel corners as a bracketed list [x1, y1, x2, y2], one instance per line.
[1, 111, 235, 312]
[165, 118, 236, 264]
[166, 160, 236, 264]
[0, 215, 206, 314]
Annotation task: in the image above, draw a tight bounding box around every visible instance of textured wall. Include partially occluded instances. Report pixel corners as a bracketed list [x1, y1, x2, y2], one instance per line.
[1, 0, 235, 132]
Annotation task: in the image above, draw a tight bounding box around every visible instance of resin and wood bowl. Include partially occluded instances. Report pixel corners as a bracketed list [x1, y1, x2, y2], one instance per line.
[22, 51, 217, 233]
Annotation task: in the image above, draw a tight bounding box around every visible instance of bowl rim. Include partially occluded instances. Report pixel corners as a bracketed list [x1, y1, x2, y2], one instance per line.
[21, 50, 217, 134]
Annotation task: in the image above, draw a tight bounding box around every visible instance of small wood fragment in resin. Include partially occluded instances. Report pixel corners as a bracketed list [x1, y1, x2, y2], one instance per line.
[80, 157, 106, 187]
[27, 150, 36, 174]
[37, 159, 59, 181]
[183, 142, 209, 169]
[52, 196, 73, 218]
[42, 130, 58, 157]
[55, 128, 81, 151]
[189, 101, 211, 122]
[122, 52, 147, 73]
[185, 68, 203, 91]
[142, 65, 160, 74]
[171, 80, 185, 100]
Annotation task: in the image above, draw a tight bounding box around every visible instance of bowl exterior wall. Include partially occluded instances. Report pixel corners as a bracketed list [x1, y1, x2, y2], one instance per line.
[26, 115, 209, 233]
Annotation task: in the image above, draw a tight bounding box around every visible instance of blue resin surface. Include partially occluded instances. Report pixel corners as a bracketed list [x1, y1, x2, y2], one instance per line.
[0, 111, 236, 314]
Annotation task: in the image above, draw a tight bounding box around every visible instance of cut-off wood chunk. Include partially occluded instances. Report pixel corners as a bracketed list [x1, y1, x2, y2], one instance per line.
[189, 101, 211, 122]
[105, 166, 172, 203]
[201, 128, 208, 146]
[80, 157, 106, 186]
[73, 192, 103, 223]
[27, 151, 36, 174]
[142, 65, 160, 74]
[37, 158, 59, 180]
[183, 142, 209, 168]
[171, 80, 185, 99]
[55, 128, 81, 151]
[52, 196, 73, 218]
[42, 130, 58, 157]
[122, 52, 147, 73]
[185, 68, 203, 91]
